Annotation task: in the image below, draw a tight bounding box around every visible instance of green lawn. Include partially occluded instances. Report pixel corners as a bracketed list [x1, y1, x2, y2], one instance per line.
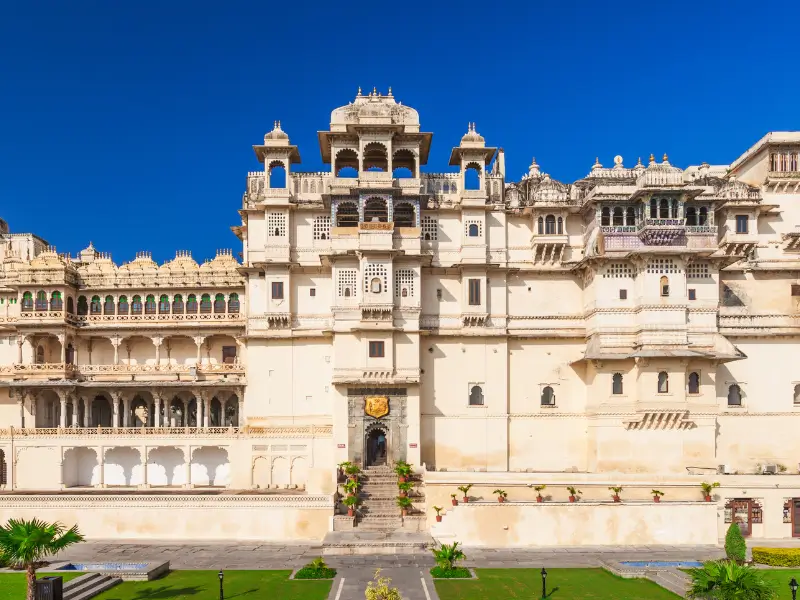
[93, 570, 332, 600]
[434, 568, 681, 600]
[748, 568, 800, 600]
[0, 573, 83, 600]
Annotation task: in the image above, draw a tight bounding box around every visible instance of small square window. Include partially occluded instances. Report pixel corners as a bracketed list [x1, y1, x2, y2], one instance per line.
[369, 341, 385, 358]
[688, 289, 696, 300]
[271, 281, 284, 300]
[436, 289, 442, 300]
[468, 279, 481, 306]
[791, 284, 800, 297]
[619, 289, 627, 300]
[735, 215, 749, 234]
[310, 288, 316, 297]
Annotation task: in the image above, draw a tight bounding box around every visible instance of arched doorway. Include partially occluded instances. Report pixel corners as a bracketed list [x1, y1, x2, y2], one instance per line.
[365, 427, 388, 467]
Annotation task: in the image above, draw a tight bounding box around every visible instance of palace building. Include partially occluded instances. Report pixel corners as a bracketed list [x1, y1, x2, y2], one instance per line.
[1, 90, 800, 547]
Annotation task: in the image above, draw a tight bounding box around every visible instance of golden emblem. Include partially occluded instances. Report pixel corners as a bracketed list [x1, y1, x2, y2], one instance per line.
[365, 396, 389, 419]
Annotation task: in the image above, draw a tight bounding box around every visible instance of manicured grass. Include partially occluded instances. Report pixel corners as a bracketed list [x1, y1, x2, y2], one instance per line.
[93, 570, 332, 600]
[748, 568, 800, 600]
[434, 568, 681, 599]
[0, 573, 83, 600]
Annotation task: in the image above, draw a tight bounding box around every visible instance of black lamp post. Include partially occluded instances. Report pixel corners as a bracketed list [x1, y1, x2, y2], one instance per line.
[790, 577, 798, 600]
[218, 569, 224, 600]
[540, 567, 547, 599]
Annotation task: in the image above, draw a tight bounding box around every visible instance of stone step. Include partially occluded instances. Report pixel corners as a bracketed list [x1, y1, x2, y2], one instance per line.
[645, 570, 689, 597]
[64, 574, 122, 600]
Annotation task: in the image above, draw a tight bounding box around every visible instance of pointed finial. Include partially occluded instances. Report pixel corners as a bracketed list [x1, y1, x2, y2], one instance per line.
[372, 86, 377, 96]
[277, 120, 281, 129]
[594, 156, 600, 165]
[649, 153, 655, 163]
[357, 86, 362, 96]
[637, 156, 643, 166]
[663, 153, 669, 162]
[388, 86, 393, 96]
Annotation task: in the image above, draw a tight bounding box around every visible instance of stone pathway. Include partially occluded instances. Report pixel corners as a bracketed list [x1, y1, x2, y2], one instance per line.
[329, 567, 438, 600]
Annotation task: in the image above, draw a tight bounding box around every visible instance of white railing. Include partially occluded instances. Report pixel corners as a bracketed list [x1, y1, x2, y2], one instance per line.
[0, 425, 333, 439]
[74, 313, 244, 324]
[0, 363, 75, 375]
[76, 363, 244, 374]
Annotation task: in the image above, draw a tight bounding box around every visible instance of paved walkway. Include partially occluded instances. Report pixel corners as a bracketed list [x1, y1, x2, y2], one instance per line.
[328, 568, 438, 600]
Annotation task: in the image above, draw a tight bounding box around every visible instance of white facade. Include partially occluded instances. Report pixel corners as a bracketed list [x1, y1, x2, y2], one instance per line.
[2, 92, 800, 544]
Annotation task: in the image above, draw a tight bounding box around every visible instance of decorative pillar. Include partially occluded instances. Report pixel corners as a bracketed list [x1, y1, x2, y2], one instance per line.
[58, 392, 67, 428]
[193, 336, 205, 366]
[82, 396, 90, 428]
[98, 446, 105, 488]
[202, 393, 210, 428]
[122, 396, 130, 427]
[153, 392, 161, 428]
[16, 337, 23, 364]
[111, 392, 120, 428]
[111, 337, 121, 365]
[57, 333, 66, 364]
[140, 447, 149, 488]
[182, 399, 189, 427]
[238, 394, 245, 428]
[184, 446, 192, 488]
[17, 393, 25, 428]
[152, 336, 163, 367]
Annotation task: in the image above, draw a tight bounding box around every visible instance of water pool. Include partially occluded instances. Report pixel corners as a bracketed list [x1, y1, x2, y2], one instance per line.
[56, 562, 149, 571]
[620, 560, 703, 568]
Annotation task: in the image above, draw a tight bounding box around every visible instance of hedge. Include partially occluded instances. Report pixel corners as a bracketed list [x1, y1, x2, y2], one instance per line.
[752, 547, 800, 567]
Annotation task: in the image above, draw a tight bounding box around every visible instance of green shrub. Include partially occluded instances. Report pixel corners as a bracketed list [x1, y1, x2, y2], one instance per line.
[752, 547, 800, 567]
[430, 566, 471, 579]
[725, 523, 747, 564]
[294, 557, 337, 579]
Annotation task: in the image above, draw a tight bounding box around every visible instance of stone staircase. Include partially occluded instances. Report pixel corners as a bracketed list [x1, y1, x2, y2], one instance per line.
[357, 465, 404, 531]
[63, 572, 122, 600]
[645, 568, 691, 597]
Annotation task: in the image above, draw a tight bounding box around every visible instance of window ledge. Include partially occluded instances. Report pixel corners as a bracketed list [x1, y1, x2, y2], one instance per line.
[540, 404, 558, 409]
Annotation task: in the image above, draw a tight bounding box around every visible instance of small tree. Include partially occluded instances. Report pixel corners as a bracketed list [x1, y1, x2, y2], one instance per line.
[0, 519, 84, 600]
[687, 560, 776, 600]
[365, 568, 402, 600]
[725, 522, 747, 564]
[432, 541, 466, 571]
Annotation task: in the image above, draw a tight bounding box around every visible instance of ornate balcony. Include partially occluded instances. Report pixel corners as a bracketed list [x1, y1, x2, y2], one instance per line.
[0, 363, 77, 379]
[637, 218, 685, 245]
[72, 312, 244, 327]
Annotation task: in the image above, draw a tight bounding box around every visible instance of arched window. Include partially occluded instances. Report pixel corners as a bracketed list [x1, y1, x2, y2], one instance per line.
[557, 216, 564, 235]
[118, 295, 129, 315]
[442, 182, 450, 194]
[685, 207, 697, 226]
[172, 294, 184, 314]
[66, 297, 74, 314]
[699, 206, 708, 226]
[688, 372, 700, 394]
[21, 291, 33, 311]
[131, 295, 142, 315]
[541, 386, 555, 406]
[228, 293, 239, 313]
[468, 385, 484, 406]
[334, 149, 359, 177]
[214, 293, 226, 313]
[612, 207, 623, 226]
[363, 142, 388, 172]
[76, 295, 88, 315]
[794, 384, 800, 405]
[344, 288, 352, 298]
[66, 343, 74, 365]
[464, 163, 481, 190]
[450, 182, 457, 193]
[467, 223, 479, 237]
[200, 294, 212, 314]
[392, 149, 416, 178]
[268, 160, 286, 189]
[186, 294, 198, 313]
[658, 198, 669, 219]
[370, 278, 382, 294]
[612, 373, 623, 395]
[657, 371, 669, 393]
[545, 215, 556, 234]
[144, 294, 156, 315]
[36, 345, 44, 364]
[103, 295, 115, 315]
[727, 384, 742, 406]
[90, 295, 102, 315]
[394, 203, 415, 227]
[537, 216, 544, 234]
[364, 198, 388, 223]
[601, 207, 610, 226]
[35, 291, 47, 311]
[660, 276, 670, 297]
[626, 207, 636, 226]
[649, 198, 657, 219]
[336, 202, 358, 227]
[158, 294, 170, 314]
[671, 199, 679, 218]
[50, 291, 62, 311]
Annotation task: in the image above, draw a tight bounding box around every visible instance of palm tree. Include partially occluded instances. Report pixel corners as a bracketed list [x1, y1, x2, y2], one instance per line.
[0, 518, 84, 600]
[687, 560, 777, 600]
[431, 541, 466, 571]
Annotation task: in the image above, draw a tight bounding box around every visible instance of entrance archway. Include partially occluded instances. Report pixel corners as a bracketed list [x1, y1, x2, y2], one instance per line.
[365, 427, 388, 467]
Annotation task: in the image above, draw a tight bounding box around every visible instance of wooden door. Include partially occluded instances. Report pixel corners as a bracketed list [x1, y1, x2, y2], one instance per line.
[792, 500, 800, 537]
[731, 499, 752, 537]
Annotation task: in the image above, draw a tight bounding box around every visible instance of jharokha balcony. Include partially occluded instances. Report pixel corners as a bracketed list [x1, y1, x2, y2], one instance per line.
[0, 362, 245, 382]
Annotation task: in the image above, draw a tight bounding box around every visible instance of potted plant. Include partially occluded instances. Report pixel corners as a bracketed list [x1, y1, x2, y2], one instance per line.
[344, 463, 361, 482]
[450, 493, 458, 507]
[458, 485, 473, 503]
[433, 506, 443, 523]
[652, 490, 665, 503]
[567, 486, 581, 503]
[494, 489, 508, 503]
[343, 495, 359, 517]
[534, 485, 546, 502]
[398, 481, 414, 498]
[394, 460, 412, 483]
[343, 479, 359, 498]
[397, 495, 412, 517]
[609, 486, 623, 502]
[701, 481, 720, 502]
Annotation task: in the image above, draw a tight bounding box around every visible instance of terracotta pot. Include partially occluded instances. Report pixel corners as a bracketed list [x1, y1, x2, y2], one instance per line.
[398, 476, 408, 483]
[399, 491, 407, 498]
[348, 508, 354, 517]
[704, 495, 712, 502]
[498, 496, 505, 503]
[569, 495, 576, 503]
[435, 515, 442, 522]
[347, 493, 355, 499]
[537, 495, 544, 503]
[451, 499, 458, 506]
[654, 496, 661, 503]
[612, 495, 621, 503]
[401, 509, 408, 517]
[462, 497, 469, 503]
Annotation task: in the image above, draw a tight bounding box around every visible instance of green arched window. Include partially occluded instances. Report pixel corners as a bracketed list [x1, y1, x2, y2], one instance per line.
[118, 295, 129, 315]
[228, 293, 240, 313]
[200, 293, 212, 314]
[131, 295, 142, 315]
[158, 294, 170, 314]
[90, 295, 102, 315]
[186, 294, 198, 314]
[35, 291, 47, 311]
[104, 295, 115, 315]
[213, 293, 226, 313]
[21, 291, 33, 311]
[145, 294, 156, 315]
[77, 295, 88, 315]
[172, 294, 184, 314]
[50, 291, 63, 311]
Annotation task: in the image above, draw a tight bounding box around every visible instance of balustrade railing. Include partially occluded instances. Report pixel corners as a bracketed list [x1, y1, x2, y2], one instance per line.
[0, 424, 333, 438]
[73, 313, 244, 324]
[638, 218, 684, 229]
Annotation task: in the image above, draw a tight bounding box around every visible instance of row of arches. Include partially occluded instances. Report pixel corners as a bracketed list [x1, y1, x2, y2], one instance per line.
[76, 293, 239, 316]
[334, 146, 417, 177]
[536, 215, 564, 235]
[600, 204, 710, 226]
[334, 199, 417, 227]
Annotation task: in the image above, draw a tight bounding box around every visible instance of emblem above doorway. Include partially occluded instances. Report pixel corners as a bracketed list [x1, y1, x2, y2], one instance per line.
[365, 396, 389, 418]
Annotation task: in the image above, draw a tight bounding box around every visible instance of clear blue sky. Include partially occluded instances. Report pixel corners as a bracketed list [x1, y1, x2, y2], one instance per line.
[1, 1, 796, 264]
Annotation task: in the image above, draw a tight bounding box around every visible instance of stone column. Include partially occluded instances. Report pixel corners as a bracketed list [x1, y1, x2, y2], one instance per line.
[57, 334, 66, 364]
[16, 337, 23, 364]
[111, 392, 120, 428]
[98, 446, 105, 488]
[184, 446, 192, 488]
[17, 394, 25, 428]
[193, 336, 205, 366]
[140, 447, 149, 488]
[238, 394, 245, 427]
[111, 337, 121, 365]
[182, 399, 189, 427]
[58, 391, 67, 428]
[82, 396, 90, 428]
[122, 396, 130, 428]
[152, 336, 162, 368]
[202, 393, 210, 428]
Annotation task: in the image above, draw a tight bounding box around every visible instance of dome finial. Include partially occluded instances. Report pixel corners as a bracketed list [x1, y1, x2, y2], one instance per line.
[372, 86, 377, 96]
[357, 86, 362, 96]
[649, 153, 655, 164]
[663, 152, 669, 163]
[637, 156, 643, 166]
[388, 86, 393, 96]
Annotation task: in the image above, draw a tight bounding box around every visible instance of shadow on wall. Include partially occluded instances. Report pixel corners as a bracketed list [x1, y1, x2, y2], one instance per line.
[191, 447, 230, 486]
[63, 447, 99, 487]
[147, 447, 185, 486]
[104, 447, 141, 486]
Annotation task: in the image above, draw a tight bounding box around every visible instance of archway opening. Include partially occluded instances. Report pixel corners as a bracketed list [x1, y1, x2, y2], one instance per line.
[365, 428, 388, 467]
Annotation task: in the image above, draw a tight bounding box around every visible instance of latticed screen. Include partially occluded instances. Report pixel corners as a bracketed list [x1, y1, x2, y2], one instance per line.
[395, 270, 415, 297]
[421, 215, 438, 241]
[267, 212, 286, 237]
[313, 216, 331, 240]
[603, 262, 633, 278]
[647, 258, 680, 274]
[363, 263, 388, 293]
[338, 269, 357, 297]
[686, 262, 711, 279]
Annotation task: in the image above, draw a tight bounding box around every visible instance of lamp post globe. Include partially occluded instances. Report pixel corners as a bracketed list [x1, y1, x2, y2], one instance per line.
[218, 570, 224, 600]
[790, 577, 798, 600]
[540, 567, 547, 599]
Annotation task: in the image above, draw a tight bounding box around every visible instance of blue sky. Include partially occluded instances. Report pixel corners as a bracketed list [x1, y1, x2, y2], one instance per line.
[1, 1, 797, 264]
